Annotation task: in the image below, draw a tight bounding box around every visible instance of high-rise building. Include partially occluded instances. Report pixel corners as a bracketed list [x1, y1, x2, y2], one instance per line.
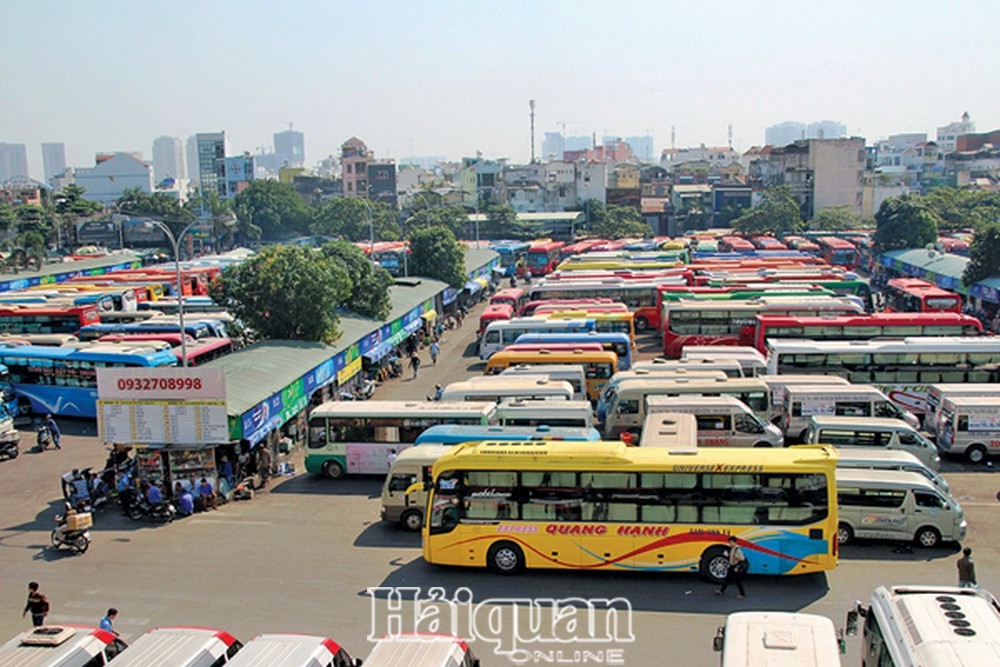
[273, 129, 305, 169]
[806, 120, 847, 140]
[624, 135, 655, 162]
[152, 136, 185, 183]
[765, 121, 806, 147]
[340, 137, 371, 198]
[0, 143, 29, 181]
[41, 143, 66, 185]
[542, 132, 565, 161]
[937, 112, 975, 153]
[186, 136, 199, 187]
[224, 153, 256, 198]
[195, 132, 228, 198]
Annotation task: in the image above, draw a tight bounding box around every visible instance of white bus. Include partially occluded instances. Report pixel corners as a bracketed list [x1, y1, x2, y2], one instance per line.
[847, 585, 1000, 667]
[363, 634, 480, 667]
[782, 385, 919, 441]
[496, 398, 595, 429]
[646, 395, 784, 448]
[225, 633, 361, 667]
[632, 357, 745, 378]
[925, 383, 997, 437]
[765, 337, 1000, 416]
[499, 364, 587, 399]
[637, 412, 699, 449]
[478, 317, 594, 359]
[937, 395, 1000, 464]
[682, 345, 767, 376]
[441, 377, 574, 403]
[713, 611, 843, 667]
[304, 401, 498, 479]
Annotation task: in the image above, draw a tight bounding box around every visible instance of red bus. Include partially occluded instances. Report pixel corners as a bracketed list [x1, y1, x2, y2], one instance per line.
[489, 287, 527, 313]
[884, 278, 962, 314]
[558, 238, 608, 261]
[751, 236, 788, 251]
[519, 298, 614, 317]
[937, 237, 970, 256]
[718, 236, 756, 253]
[529, 279, 677, 332]
[0, 305, 101, 334]
[815, 236, 859, 269]
[525, 240, 567, 276]
[751, 312, 983, 354]
[478, 303, 514, 334]
[98, 333, 234, 365]
[661, 297, 864, 357]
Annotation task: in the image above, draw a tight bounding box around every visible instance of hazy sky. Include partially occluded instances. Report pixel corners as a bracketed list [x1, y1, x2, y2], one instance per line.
[5, 1, 1000, 180]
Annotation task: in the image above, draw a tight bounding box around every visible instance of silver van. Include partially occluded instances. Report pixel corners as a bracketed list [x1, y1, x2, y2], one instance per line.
[804, 416, 940, 470]
[496, 399, 595, 429]
[645, 395, 784, 448]
[835, 469, 966, 548]
[834, 449, 949, 493]
[783, 385, 919, 442]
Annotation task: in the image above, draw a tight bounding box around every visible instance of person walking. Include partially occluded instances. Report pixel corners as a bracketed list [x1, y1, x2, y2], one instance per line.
[99, 608, 119, 635]
[715, 536, 748, 599]
[957, 546, 978, 588]
[46, 414, 61, 449]
[429, 340, 440, 365]
[409, 351, 421, 379]
[23, 582, 50, 627]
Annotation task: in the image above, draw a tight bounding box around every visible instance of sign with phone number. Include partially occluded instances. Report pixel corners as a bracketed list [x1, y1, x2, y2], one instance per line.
[97, 368, 226, 401]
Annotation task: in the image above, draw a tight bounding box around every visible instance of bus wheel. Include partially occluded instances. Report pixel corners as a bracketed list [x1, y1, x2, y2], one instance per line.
[915, 526, 941, 548]
[752, 442, 771, 448]
[400, 510, 423, 532]
[837, 523, 854, 546]
[323, 461, 345, 480]
[965, 445, 987, 465]
[699, 546, 730, 584]
[634, 316, 649, 332]
[487, 541, 525, 575]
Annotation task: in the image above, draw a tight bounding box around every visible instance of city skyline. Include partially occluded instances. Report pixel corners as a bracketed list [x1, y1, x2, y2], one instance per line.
[4, 1, 999, 182]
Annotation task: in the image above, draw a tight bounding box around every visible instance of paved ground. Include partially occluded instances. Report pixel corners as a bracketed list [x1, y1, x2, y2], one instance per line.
[1, 298, 998, 666]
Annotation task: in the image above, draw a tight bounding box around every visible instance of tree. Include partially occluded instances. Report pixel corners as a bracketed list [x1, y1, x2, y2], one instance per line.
[116, 187, 195, 223]
[310, 197, 399, 242]
[872, 194, 940, 253]
[732, 185, 804, 235]
[208, 245, 351, 343]
[407, 226, 466, 287]
[233, 180, 310, 240]
[588, 204, 652, 239]
[481, 204, 520, 239]
[319, 240, 393, 319]
[963, 225, 1000, 286]
[810, 205, 864, 231]
[922, 187, 1000, 232]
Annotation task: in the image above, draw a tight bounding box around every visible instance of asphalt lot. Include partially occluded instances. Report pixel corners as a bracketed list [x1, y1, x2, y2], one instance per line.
[1, 299, 998, 666]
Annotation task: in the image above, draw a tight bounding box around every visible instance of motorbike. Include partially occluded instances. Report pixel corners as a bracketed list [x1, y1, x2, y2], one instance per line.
[51, 507, 92, 554]
[128, 497, 176, 523]
[0, 432, 19, 460]
[35, 424, 53, 452]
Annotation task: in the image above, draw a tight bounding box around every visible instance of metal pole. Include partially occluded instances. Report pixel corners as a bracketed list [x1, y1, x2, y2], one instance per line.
[362, 199, 375, 268]
[153, 220, 197, 368]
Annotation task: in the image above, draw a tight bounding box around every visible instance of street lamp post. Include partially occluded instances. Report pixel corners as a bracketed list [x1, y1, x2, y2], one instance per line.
[359, 198, 375, 268]
[149, 219, 200, 368]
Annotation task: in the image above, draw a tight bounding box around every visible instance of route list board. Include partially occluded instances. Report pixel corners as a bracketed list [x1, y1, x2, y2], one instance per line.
[96, 368, 229, 445]
[98, 399, 229, 445]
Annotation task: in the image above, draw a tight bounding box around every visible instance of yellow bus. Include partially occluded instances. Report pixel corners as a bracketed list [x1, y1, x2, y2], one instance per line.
[484, 349, 617, 401]
[418, 441, 838, 582]
[539, 310, 636, 347]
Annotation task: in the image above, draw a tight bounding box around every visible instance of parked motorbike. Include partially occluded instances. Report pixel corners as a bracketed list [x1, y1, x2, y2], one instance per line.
[51, 507, 92, 554]
[0, 433, 19, 460]
[128, 498, 176, 523]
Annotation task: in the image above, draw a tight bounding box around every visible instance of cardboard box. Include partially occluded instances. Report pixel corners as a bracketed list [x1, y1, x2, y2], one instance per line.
[66, 512, 92, 531]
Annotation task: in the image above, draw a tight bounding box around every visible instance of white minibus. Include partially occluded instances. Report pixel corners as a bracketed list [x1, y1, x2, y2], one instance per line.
[713, 612, 843, 667]
[645, 395, 784, 447]
[498, 364, 587, 399]
[835, 469, 965, 548]
[631, 357, 745, 378]
[783, 385, 919, 442]
[381, 444, 452, 531]
[0, 625, 128, 666]
[637, 412, 698, 449]
[760, 374, 851, 424]
[224, 633, 361, 667]
[834, 448, 949, 493]
[112, 627, 242, 666]
[937, 394, 1000, 464]
[363, 634, 480, 667]
[681, 345, 766, 376]
[441, 377, 574, 403]
[496, 398, 595, 429]
[479, 317, 594, 359]
[923, 383, 996, 436]
[596, 369, 729, 422]
[804, 415, 941, 469]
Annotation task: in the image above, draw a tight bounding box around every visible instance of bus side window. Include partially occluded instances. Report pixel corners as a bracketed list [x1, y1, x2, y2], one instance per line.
[617, 399, 639, 415]
[914, 492, 944, 509]
[958, 415, 969, 432]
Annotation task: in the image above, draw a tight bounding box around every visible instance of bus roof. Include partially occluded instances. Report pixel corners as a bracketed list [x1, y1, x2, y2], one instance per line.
[414, 424, 600, 444]
[111, 626, 239, 666]
[308, 400, 497, 418]
[718, 612, 842, 667]
[767, 336, 1000, 354]
[0, 625, 120, 666]
[226, 633, 349, 667]
[363, 635, 475, 667]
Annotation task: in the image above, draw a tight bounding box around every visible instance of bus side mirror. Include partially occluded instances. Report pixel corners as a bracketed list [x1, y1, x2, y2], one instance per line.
[712, 626, 724, 652]
[846, 604, 862, 636]
[404, 482, 428, 497]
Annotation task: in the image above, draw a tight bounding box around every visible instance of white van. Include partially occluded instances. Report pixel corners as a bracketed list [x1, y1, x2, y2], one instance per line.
[631, 357, 745, 378]
[681, 346, 767, 376]
[760, 374, 851, 424]
[440, 377, 574, 403]
[937, 395, 1000, 464]
[834, 449, 949, 493]
[496, 398, 595, 429]
[363, 634, 480, 667]
[499, 364, 587, 399]
[112, 627, 242, 666]
[923, 383, 996, 436]
[783, 385, 919, 442]
[224, 634, 360, 667]
[835, 469, 966, 548]
[645, 395, 784, 447]
[0, 625, 128, 666]
[637, 412, 699, 449]
[804, 416, 941, 470]
[713, 612, 844, 667]
[381, 444, 452, 531]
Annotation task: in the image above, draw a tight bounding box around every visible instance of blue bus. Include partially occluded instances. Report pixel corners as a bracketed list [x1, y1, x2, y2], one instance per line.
[0, 344, 178, 417]
[413, 423, 601, 446]
[77, 320, 221, 342]
[513, 331, 633, 370]
[489, 241, 530, 277]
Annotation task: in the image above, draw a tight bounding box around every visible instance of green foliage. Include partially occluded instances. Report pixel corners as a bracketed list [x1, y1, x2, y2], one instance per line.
[116, 187, 195, 223]
[922, 187, 1000, 232]
[407, 200, 469, 238]
[588, 204, 652, 239]
[233, 180, 310, 240]
[0, 203, 14, 233]
[407, 226, 466, 287]
[208, 245, 351, 343]
[310, 197, 399, 242]
[54, 184, 103, 220]
[872, 194, 940, 253]
[733, 185, 804, 235]
[319, 240, 393, 319]
[810, 205, 863, 231]
[963, 225, 1000, 286]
